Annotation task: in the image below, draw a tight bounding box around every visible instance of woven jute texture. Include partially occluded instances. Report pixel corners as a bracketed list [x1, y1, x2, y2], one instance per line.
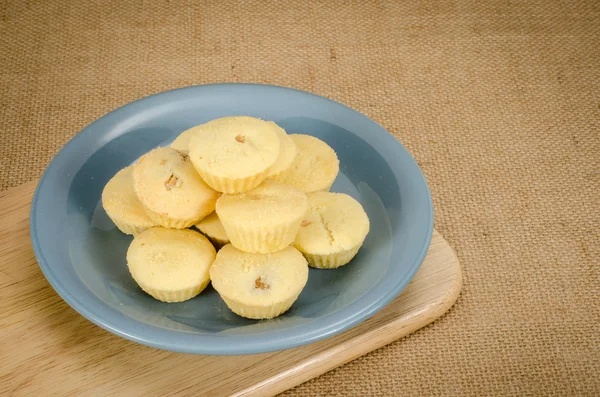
[1, 0, 599, 395]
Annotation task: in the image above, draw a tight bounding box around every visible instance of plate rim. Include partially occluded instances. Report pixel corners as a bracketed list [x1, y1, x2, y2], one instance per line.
[30, 83, 433, 355]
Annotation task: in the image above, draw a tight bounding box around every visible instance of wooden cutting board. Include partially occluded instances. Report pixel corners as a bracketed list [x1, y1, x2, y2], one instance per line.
[0, 181, 462, 397]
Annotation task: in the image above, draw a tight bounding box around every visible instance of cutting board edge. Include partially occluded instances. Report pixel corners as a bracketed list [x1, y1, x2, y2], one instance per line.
[235, 232, 463, 397]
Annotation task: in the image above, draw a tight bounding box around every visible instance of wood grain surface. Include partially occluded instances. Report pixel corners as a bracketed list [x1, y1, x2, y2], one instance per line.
[0, 181, 461, 397]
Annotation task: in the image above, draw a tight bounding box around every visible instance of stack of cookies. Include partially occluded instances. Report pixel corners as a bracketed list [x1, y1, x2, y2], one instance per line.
[102, 116, 370, 319]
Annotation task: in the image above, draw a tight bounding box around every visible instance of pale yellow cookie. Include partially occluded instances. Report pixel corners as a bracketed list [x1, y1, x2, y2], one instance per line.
[127, 227, 216, 302]
[216, 180, 308, 253]
[101, 166, 157, 235]
[265, 124, 297, 182]
[294, 192, 369, 268]
[283, 134, 339, 193]
[210, 244, 308, 319]
[170, 125, 202, 154]
[195, 211, 229, 250]
[188, 116, 280, 193]
[133, 147, 219, 229]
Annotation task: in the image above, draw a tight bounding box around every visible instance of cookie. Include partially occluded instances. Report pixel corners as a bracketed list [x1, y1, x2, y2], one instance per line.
[101, 166, 157, 235]
[127, 227, 216, 302]
[188, 116, 280, 193]
[170, 125, 202, 154]
[195, 211, 229, 250]
[216, 180, 308, 253]
[133, 147, 219, 228]
[210, 244, 308, 319]
[294, 191, 369, 268]
[265, 124, 297, 182]
[283, 134, 339, 193]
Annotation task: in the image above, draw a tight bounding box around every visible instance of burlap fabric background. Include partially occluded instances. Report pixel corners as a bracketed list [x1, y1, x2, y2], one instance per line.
[1, 1, 598, 395]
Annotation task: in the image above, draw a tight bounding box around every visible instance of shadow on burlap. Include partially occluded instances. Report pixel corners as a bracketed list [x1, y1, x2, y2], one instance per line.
[1, 1, 598, 395]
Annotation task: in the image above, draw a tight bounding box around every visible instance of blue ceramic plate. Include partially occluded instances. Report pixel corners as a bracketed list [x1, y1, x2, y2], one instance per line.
[31, 84, 433, 355]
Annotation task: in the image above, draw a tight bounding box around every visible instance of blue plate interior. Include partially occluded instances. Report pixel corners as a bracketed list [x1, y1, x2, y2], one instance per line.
[31, 84, 433, 354]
